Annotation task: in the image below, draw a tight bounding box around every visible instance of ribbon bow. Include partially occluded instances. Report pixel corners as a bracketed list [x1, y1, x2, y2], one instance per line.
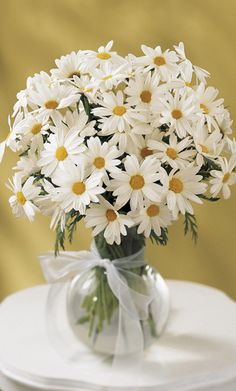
[39, 244, 156, 355]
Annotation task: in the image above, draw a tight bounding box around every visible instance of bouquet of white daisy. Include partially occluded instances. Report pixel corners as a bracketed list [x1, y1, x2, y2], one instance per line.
[1, 41, 235, 355]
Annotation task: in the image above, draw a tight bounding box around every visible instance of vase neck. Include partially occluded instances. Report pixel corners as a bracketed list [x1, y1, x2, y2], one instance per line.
[94, 227, 145, 261]
[91, 240, 146, 266]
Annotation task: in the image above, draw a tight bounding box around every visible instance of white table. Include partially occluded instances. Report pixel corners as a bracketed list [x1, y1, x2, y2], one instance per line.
[1, 281, 236, 391]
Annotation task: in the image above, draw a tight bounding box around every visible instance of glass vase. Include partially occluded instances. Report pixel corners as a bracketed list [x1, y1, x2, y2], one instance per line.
[66, 228, 170, 355]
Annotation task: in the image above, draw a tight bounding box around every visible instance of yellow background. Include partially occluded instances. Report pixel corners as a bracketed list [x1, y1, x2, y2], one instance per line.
[0, 0, 235, 301]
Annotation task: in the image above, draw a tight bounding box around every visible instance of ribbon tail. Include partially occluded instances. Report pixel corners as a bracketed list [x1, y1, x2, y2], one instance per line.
[39, 251, 101, 283]
[114, 303, 145, 356]
[108, 304, 145, 390]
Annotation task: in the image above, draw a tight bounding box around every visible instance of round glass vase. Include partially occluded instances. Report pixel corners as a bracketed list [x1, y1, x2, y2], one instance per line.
[66, 229, 170, 356]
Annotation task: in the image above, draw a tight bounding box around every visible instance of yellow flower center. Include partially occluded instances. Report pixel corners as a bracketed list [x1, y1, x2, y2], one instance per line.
[140, 90, 152, 103]
[72, 182, 86, 195]
[199, 144, 209, 154]
[68, 71, 81, 78]
[16, 191, 26, 205]
[45, 100, 59, 109]
[94, 156, 105, 169]
[113, 106, 126, 116]
[166, 147, 178, 160]
[55, 146, 68, 161]
[154, 56, 166, 66]
[200, 103, 209, 114]
[169, 177, 183, 193]
[31, 123, 42, 135]
[222, 172, 230, 183]
[146, 204, 160, 217]
[185, 81, 193, 87]
[172, 109, 183, 120]
[130, 175, 145, 190]
[97, 52, 111, 60]
[102, 75, 112, 81]
[140, 147, 153, 159]
[106, 209, 117, 222]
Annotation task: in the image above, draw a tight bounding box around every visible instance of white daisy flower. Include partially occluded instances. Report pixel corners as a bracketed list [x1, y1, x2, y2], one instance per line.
[160, 166, 207, 217]
[193, 124, 223, 167]
[64, 110, 96, 138]
[36, 179, 66, 231]
[50, 206, 66, 231]
[86, 137, 121, 184]
[174, 42, 187, 60]
[51, 51, 83, 80]
[38, 123, 86, 177]
[131, 119, 158, 136]
[28, 82, 79, 117]
[109, 155, 163, 210]
[125, 71, 160, 110]
[139, 44, 179, 81]
[130, 131, 163, 161]
[27, 71, 53, 89]
[92, 62, 128, 92]
[52, 163, 104, 214]
[129, 201, 172, 237]
[193, 65, 210, 84]
[152, 90, 197, 138]
[148, 134, 195, 169]
[92, 90, 144, 133]
[225, 137, 236, 155]
[174, 42, 210, 84]
[0, 112, 24, 162]
[6, 174, 40, 222]
[72, 75, 98, 102]
[124, 53, 139, 76]
[178, 60, 195, 88]
[85, 197, 133, 245]
[210, 155, 236, 199]
[80, 41, 124, 72]
[17, 73, 54, 114]
[107, 125, 143, 153]
[12, 88, 29, 117]
[14, 148, 40, 176]
[37, 189, 67, 232]
[195, 83, 224, 131]
[215, 109, 233, 136]
[17, 112, 50, 150]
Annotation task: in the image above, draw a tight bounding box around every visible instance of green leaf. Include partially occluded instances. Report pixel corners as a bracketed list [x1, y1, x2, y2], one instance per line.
[54, 222, 65, 256]
[199, 194, 220, 202]
[33, 171, 45, 182]
[159, 123, 169, 132]
[184, 212, 198, 244]
[203, 157, 220, 170]
[42, 131, 52, 143]
[77, 315, 90, 324]
[80, 93, 100, 123]
[67, 211, 83, 243]
[80, 94, 93, 120]
[19, 148, 30, 157]
[150, 228, 168, 246]
[198, 157, 221, 179]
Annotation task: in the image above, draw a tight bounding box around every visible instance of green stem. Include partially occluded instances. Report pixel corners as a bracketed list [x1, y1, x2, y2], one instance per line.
[77, 228, 156, 341]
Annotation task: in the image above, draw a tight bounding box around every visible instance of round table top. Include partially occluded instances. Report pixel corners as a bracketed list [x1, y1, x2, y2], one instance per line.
[0, 281, 236, 391]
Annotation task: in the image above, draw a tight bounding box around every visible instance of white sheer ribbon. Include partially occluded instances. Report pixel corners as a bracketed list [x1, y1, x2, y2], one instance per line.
[39, 244, 156, 358]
